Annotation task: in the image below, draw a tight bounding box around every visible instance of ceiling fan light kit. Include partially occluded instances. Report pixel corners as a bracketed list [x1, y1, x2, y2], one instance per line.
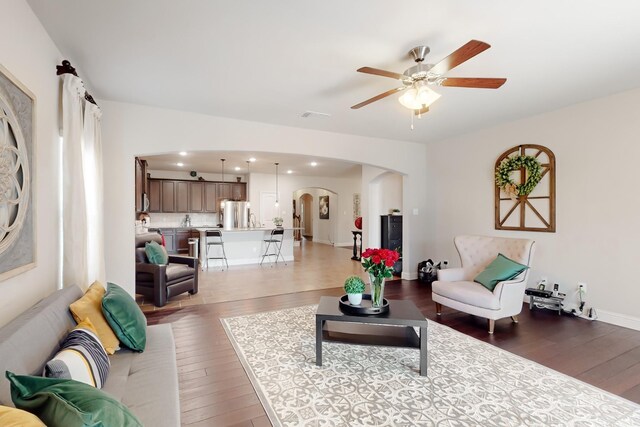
[351, 40, 507, 126]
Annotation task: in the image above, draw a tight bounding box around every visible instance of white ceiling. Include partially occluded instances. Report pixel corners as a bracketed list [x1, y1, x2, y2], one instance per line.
[27, 0, 640, 143]
[143, 151, 361, 177]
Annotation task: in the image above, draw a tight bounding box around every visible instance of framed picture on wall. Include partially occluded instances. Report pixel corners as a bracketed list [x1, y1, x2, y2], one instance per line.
[319, 195, 329, 220]
[0, 65, 36, 281]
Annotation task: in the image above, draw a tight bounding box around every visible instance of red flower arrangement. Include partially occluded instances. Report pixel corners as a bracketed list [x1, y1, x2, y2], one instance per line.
[361, 248, 400, 278]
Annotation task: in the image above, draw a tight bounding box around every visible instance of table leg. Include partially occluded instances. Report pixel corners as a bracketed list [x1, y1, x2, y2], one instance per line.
[316, 318, 324, 366]
[419, 326, 427, 376]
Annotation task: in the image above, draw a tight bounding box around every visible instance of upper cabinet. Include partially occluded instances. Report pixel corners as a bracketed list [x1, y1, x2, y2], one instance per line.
[231, 183, 246, 201]
[189, 182, 204, 212]
[204, 182, 217, 213]
[146, 178, 245, 214]
[148, 179, 161, 212]
[134, 157, 148, 212]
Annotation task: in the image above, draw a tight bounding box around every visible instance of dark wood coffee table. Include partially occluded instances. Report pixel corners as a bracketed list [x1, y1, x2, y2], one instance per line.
[315, 296, 428, 376]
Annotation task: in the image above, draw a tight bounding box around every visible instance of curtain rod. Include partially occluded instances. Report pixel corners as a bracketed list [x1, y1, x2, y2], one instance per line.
[56, 60, 98, 106]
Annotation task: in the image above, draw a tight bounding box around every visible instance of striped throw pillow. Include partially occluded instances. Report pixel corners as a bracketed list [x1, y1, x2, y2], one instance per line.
[43, 318, 110, 388]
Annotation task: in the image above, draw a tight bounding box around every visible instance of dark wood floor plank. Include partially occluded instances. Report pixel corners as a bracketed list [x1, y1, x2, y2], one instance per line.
[144, 279, 640, 426]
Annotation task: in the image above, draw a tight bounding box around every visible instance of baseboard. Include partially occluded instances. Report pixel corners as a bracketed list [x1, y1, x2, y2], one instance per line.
[597, 309, 640, 331]
[401, 271, 417, 280]
[334, 242, 353, 247]
[313, 239, 332, 245]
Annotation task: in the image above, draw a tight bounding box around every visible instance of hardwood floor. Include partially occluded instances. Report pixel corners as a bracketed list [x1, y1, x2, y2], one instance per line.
[144, 243, 640, 426]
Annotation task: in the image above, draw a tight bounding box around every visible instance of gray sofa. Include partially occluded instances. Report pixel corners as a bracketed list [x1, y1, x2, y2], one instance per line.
[0, 285, 180, 426]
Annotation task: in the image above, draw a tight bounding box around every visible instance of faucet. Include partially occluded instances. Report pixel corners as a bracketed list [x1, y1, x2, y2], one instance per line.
[249, 213, 257, 228]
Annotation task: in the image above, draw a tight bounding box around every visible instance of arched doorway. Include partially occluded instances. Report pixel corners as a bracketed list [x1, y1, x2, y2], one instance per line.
[299, 193, 313, 241]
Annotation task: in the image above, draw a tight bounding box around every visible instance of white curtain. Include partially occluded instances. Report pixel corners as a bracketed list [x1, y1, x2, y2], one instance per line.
[62, 74, 105, 288]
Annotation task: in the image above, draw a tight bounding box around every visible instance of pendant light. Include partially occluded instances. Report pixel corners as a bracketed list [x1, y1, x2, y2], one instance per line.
[274, 162, 279, 208]
[220, 158, 226, 210]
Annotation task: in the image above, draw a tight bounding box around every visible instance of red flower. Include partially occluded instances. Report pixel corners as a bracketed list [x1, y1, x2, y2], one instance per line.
[385, 259, 394, 267]
[372, 255, 381, 264]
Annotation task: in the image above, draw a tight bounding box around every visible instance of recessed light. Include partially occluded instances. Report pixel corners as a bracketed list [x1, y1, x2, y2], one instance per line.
[176, 162, 184, 167]
[310, 162, 318, 167]
[248, 157, 256, 162]
[179, 151, 187, 156]
[287, 170, 293, 174]
[234, 166, 241, 171]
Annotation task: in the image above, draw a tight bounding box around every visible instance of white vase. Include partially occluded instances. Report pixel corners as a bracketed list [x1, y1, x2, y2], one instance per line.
[347, 293, 362, 305]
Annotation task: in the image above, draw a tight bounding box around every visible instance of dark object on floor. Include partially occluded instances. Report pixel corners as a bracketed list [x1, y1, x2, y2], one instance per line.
[135, 232, 198, 307]
[418, 259, 440, 283]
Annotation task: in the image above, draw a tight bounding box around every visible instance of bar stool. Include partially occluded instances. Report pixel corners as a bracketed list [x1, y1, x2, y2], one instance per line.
[205, 230, 229, 270]
[260, 228, 286, 266]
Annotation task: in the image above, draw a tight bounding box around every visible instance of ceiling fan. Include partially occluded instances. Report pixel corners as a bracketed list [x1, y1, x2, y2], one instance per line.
[351, 40, 506, 116]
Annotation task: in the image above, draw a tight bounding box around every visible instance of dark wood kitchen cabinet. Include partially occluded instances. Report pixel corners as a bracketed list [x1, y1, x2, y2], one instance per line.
[175, 181, 189, 213]
[145, 179, 245, 213]
[134, 157, 148, 212]
[217, 183, 231, 200]
[189, 182, 204, 212]
[148, 179, 161, 212]
[231, 183, 246, 201]
[204, 182, 217, 212]
[161, 181, 176, 212]
[176, 230, 192, 254]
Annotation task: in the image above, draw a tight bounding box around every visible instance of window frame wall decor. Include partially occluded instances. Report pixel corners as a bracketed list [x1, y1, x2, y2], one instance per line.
[0, 65, 36, 281]
[319, 195, 329, 220]
[494, 144, 556, 233]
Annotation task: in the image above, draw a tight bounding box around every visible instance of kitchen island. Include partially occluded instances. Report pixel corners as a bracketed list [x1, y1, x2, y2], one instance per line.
[196, 227, 295, 268]
[148, 226, 295, 267]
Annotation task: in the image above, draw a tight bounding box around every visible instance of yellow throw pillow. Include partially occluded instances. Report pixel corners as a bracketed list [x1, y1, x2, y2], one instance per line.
[69, 282, 120, 354]
[0, 405, 45, 427]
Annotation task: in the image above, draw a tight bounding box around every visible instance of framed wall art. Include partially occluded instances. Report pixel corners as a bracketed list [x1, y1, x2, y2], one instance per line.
[0, 65, 36, 281]
[319, 195, 329, 220]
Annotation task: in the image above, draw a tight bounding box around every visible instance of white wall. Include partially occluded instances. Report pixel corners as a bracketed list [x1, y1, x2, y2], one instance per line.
[251, 171, 360, 246]
[101, 100, 431, 290]
[0, 0, 63, 326]
[292, 188, 339, 245]
[368, 172, 403, 248]
[427, 87, 640, 327]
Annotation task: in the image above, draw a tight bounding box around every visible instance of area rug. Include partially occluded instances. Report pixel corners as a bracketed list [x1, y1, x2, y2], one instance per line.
[221, 305, 640, 426]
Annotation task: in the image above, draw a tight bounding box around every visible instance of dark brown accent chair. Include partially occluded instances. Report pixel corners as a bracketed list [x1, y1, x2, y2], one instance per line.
[135, 232, 198, 307]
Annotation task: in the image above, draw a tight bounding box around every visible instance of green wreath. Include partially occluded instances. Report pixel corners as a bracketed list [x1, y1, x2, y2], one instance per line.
[495, 155, 542, 196]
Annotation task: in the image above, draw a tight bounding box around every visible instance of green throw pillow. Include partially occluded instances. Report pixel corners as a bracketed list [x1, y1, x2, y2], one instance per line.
[474, 253, 529, 291]
[145, 240, 168, 265]
[6, 372, 142, 427]
[102, 282, 147, 352]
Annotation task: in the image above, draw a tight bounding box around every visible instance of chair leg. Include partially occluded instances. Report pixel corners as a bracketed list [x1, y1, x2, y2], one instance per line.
[221, 244, 229, 270]
[488, 319, 495, 334]
[260, 241, 271, 266]
[511, 315, 519, 323]
[435, 302, 442, 315]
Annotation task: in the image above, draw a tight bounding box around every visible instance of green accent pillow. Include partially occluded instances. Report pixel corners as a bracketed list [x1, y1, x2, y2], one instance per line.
[474, 253, 529, 291]
[145, 240, 168, 265]
[101, 282, 147, 352]
[6, 372, 142, 427]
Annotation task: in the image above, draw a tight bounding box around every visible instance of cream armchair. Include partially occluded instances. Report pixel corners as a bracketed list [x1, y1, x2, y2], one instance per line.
[432, 235, 535, 334]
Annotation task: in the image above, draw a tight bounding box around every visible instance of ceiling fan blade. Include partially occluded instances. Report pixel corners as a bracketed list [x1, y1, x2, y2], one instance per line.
[429, 40, 491, 75]
[357, 67, 408, 81]
[440, 77, 507, 89]
[351, 87, 405, 109]
[414, 106, 429, 116]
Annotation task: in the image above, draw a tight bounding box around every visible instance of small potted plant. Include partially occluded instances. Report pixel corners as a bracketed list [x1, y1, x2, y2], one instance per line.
[272, 217, 283, 227]
[390, 208, 401, 216]
[344, 275, 366, 305]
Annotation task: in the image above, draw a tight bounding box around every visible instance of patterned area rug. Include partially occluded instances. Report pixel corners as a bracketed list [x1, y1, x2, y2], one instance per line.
[221, 305, 640, 426]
